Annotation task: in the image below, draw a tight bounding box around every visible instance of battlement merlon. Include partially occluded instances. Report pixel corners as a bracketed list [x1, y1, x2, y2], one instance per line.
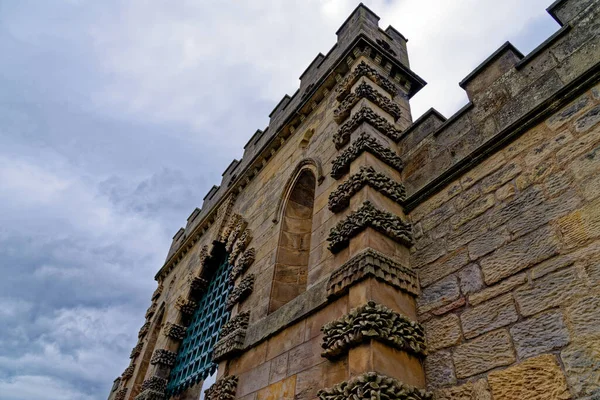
[155, 3, 425, 281]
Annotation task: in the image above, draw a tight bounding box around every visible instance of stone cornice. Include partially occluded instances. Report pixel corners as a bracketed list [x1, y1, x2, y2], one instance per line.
[334, 82, 402, 123]
[204, 375, 238, 400]
[328, 165, 406, 213]
[331, 133, 404, 179]
[327, 248, 419, 298]
[226, 275, 254, 310]
[333, 106, 402, 149]
[327, 201, 412, 253]
[321, 301, 426, 359]
[335, 60, 398, 100]
[318, 372, 432, 400]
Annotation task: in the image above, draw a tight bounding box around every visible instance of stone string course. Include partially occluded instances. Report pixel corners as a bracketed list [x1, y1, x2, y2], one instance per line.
[204, 375, 238, 400]
[334, 82, 402, 123]
[333, 106, 402, 149]
[226, 274, 254, 310]
[317, 372, 432, 400]
[229, 248, 255, 283]
[331, 133, 404, 179]
[335, 60, 398, 100]
[328, 201, 413, 253]
[328, 165, 406, 212]
[321, 300, 426, 359]
[150, 349, 177, 367]
[327, 248, 419, 298]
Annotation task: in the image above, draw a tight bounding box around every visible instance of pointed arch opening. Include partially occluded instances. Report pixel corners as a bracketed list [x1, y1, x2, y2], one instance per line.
[269, 169, 317, 313]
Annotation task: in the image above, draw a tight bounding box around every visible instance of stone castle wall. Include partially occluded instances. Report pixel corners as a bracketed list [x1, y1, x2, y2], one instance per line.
[110, 0, 600, 399]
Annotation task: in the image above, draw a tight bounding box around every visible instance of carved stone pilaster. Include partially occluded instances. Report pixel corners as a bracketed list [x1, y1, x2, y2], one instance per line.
[321, 301, 426, 359]
[327, 201, 412, 253]
[204, 375, 238, 400]
[331, 133, 403, 179]
[130, 342, 144, 359]
[175, 296, 198, 315]
[229, 248, 256, 283]
[163, 322, 186, 340]
[150, 349, 177, 367]
[226, 274, 254, 310]
[336, 60, 398, 100]
[318, 372, 432, 400]
[114, 388, 128, 400]
[141, 376, 167, 393]
[334, 82, 402, 123]
[328, 165, 406, 213]
[327, 248, 419, 298]
[333, 106, 402, 149]
[230, 229, 252, 263]
[138, 321, 150, 339]
[213, 312, 249, 362]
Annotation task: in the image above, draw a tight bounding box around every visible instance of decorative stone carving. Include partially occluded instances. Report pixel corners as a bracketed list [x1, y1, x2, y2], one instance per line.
[163, 322, 186, 340]
[336, 60, 397, 100]
[226, 274, 255, 310]
[334, 82, 402, 123]
[230, 229, 252, 263]
[121, 363, 135, 379]
[327, 201, 412, 253]
[321, 301, 426, 359]
[376, 38, 397, 56]
[221, 213, 241, 244]
[151, 284, 163, 301]
[331, 133, 403, 179]
[225, 215, 246, 252]
[145, 302, 157, 319]
[204, 375, 238, 400]
[114, 388, 128, 400]
[188, 273, 208, 292]
[333, 106, 402, 149]
[327, 248, 419, 298]
[198, 245, 210, 269]
[130, 342, 144, 359]
[134, 390, 165, 400]
[175, 296, 198, 315]
[318, 372, 432, 400]
[141, 376, 168, 392]
[328, 165, 406, 213]
[150, 349, 177, 367]
[138, 321, 150, 339]
[213, 312, 250, 362]
[229, 248, 255, 283]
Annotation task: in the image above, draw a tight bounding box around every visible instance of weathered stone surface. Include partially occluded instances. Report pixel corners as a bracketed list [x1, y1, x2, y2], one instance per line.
[449, 194, 495, 230]
[468, 272, 527, 306]
[457, 264, 483, 295]
[418, 248, 470, 288]
[467, 227, 509, 260]
[318, 372, 432, 400]
[425, 350, 456, 389]
[566, 296, 600, 339]
[452, 330, 515, 379]
[334, 82, 402, 124]
[460, 294, 518, 339]
[417, 275, 460, 314]
[424, 314, 462, 352]
[433, 380, 492, 400]
[574, 104, 600, 132]
[561, 339, 600, 398]
[205, 375, 238, 400]
[514, 266, 585, 317]
[488, 354, 570, 400]
[510, 311, 570, 359]
[480, 162, 522, 194]
[480, 225, 560, 284]
[333, 105, 402, 148]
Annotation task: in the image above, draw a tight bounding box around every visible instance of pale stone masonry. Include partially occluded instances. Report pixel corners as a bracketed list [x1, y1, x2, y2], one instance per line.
[109, 0, 600, 399]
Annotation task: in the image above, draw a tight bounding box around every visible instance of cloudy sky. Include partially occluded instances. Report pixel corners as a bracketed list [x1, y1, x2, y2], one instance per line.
[0, 1, 561, 399]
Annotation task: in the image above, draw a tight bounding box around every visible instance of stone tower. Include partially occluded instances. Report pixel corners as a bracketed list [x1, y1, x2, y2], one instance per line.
[110, 0, 600, 399]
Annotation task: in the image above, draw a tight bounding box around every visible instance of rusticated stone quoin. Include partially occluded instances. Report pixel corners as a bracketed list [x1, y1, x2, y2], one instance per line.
[163, 322, 186, 340]
[334, 82, 402, 123]
[328, 201, 412, 253]
[328, 165, 406, 212]
[327, 248, 419, 298]
[333, 106, 402, 149]
[138, 321, 150, 339]
[204, 375, 238, 400]
[130, 342, 143, 359]
[226, 274, 254, 310]
[175, 296, 198, 315]
[213, 312, 250, 362]
[321, 301, 426, 359]
[150, 349, 177, 367]
[317, 372, 432, 400]
[141, 376, 168, 392]
[229, 248, 255, 283]
[336, 60, 398, 100]
[331, 133, 404, 179]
